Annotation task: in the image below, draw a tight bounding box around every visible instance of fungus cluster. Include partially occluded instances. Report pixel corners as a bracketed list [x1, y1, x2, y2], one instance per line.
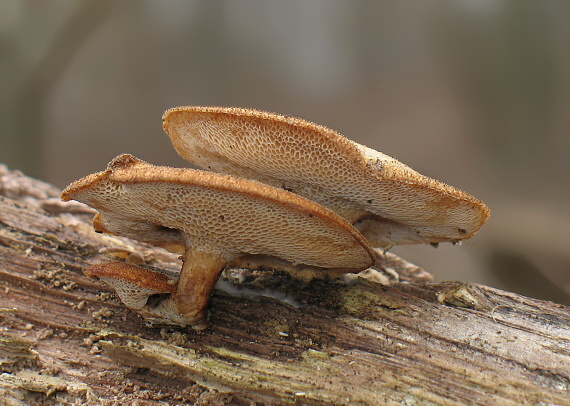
[62, 107, 489, 328]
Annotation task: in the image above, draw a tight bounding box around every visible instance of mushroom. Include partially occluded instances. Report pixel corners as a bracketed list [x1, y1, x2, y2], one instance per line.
[163, 106, 490, 248]
[85, 262, 179, 325]
[61, 154, 374, 327]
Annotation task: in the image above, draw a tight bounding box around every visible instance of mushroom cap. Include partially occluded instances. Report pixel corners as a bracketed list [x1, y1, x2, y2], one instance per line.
[61, 154, 374, 272]
[85, 262, 176, 294]
[163, 106, 490, 245]
[85, 262, 176, 309]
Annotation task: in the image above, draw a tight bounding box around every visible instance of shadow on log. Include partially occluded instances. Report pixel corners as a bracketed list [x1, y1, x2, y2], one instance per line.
[0, 165, 569, 405]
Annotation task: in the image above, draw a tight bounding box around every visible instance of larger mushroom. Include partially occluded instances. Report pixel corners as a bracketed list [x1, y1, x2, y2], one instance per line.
[163, 106, 490, 248]
[61, 154, 375, 328]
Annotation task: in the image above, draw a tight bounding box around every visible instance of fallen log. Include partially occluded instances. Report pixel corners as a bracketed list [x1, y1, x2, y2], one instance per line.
[0, 165, 568, 405]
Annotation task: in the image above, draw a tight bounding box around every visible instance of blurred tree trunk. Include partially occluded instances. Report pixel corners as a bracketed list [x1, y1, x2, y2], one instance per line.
[0, 1, 111, 177]
[1, 166, 569, 405]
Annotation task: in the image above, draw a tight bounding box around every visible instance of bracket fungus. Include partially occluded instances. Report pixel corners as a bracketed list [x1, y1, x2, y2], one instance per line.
[61, 154, 374, 328]
[163, 106, 490, 248]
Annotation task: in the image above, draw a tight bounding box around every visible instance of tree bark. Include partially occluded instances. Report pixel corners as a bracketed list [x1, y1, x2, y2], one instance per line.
[0, 165, 568, 405]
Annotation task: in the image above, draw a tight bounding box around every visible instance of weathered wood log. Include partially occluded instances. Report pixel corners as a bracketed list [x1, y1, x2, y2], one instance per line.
[0, 165, 569, 405]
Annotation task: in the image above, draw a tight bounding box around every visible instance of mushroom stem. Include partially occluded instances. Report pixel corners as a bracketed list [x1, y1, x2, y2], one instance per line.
[172, 248, 227, 327]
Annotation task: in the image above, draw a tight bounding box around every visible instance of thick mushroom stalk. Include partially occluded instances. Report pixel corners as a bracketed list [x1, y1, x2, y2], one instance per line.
[62, 154, 374, 328]
[163, 106, 490, 248]
[174, 249, 228, 326]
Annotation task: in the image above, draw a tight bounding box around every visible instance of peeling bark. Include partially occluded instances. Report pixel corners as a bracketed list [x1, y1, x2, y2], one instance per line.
[0, 165, 569, 405]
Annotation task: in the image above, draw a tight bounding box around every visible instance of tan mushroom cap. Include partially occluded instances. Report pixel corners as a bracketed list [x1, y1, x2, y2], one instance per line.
[61, 154, 374, 272]
[85, 262, 176, 296]
[163, 106, 490, 247]
[85, 262, 182, 324]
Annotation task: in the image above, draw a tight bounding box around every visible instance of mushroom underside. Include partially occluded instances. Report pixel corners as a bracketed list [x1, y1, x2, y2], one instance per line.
[162, 106, 490, 246]
[353, 215, 466, 247]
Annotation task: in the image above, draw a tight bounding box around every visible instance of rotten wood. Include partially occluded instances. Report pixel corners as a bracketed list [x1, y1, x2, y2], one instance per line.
[0, 165, 569, 405]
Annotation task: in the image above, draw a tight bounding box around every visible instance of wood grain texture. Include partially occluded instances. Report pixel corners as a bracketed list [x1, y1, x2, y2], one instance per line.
[0, 166, 568, 405]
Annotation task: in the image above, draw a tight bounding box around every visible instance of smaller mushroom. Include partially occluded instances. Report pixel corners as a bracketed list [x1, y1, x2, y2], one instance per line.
[85, 262, 179, 324]
[163, 106, 490, 248]
[62, 154, 374, 328]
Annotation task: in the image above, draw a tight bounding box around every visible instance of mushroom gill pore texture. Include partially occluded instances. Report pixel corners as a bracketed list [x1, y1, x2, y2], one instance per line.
[163, 106, 490, 248]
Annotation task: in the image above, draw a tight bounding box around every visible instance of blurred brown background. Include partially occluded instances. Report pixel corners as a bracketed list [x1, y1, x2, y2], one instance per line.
[1, 1, 568, 303]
